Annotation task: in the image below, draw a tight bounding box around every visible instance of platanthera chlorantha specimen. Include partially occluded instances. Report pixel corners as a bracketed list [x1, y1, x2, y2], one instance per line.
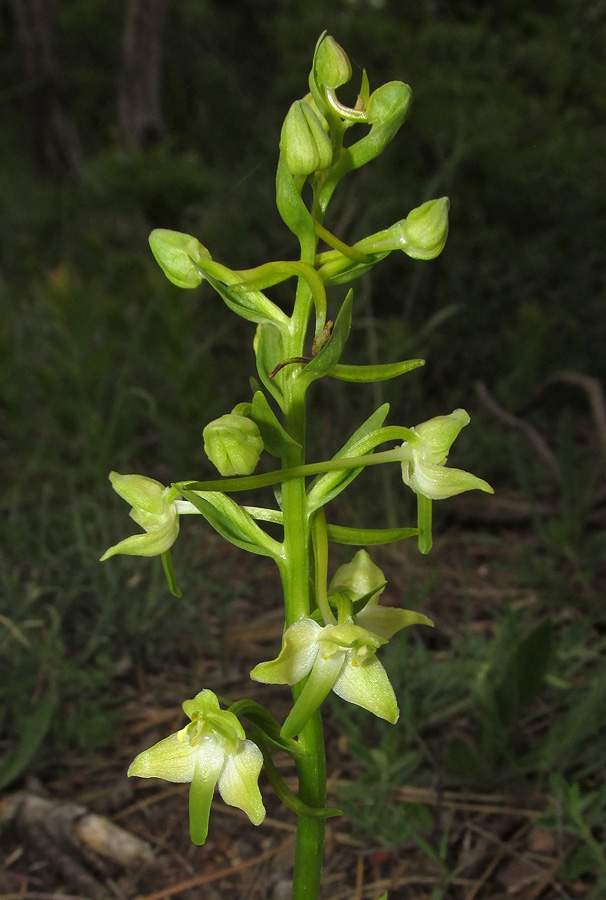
[102, 34, 492, 900]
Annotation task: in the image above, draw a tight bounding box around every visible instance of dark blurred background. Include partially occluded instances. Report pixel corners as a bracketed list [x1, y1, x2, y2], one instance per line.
[1, 1, 605, 886]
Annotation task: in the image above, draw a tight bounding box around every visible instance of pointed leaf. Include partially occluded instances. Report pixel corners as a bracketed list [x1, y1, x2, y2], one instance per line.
[326, 523, 419, 545]
[182, 490, 283, 560]
[307, 403, 390, 512]
[254, 323, 285, 407]
[300, 289, 353, 385]
[275, 154, 316, 246]
[251, 390, 301, 457]
[330, 358, 424, 382]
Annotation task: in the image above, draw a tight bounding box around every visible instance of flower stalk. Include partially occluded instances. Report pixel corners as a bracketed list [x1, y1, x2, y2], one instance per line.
[101, 32, 493, 900]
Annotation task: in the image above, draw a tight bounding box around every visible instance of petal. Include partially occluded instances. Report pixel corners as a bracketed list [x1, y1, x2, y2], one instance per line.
[128, 732, 198, 783]
[332, 656, 399, 723]
[355, 605, 433, 639]
[182, 689, 221, 719]
[188, 743, 226, 845]
[108, 472, 166, 514]
[281, 651, 345, 739]
[100, 516, 179, 560]
[251, 618, 321, 685]
[414, 409, 469, 464]
[405, 461, 493, 500]
[218, 739, 265, 826]
[329, 550, 386, 602]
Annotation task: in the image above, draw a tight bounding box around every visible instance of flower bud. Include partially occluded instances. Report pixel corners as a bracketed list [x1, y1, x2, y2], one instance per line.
[203, 413, 264, 477]
[366, 81, 412, 126]
[280, 100, 333, 177]
[315, 35, 352, 88]
[330, 550, 386, 603]
[149, 229, 211, 289]
[400, 198, 450, 260]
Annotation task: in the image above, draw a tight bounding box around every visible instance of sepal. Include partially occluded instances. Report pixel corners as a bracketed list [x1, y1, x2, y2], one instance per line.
[330, 549, 386, 604]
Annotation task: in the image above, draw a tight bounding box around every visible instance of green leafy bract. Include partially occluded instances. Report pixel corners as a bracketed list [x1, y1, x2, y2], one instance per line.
[181, 490, 283, 560]
[307, 403, 390, 512]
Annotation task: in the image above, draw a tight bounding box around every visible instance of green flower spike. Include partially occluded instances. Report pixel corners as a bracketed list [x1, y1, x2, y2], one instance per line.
[100, 472, 180, 560]
[128, 690, 265, 845]
[400, 408, 494, 500]
[251, 600, 432, 739]
[203, 412, 264, 476]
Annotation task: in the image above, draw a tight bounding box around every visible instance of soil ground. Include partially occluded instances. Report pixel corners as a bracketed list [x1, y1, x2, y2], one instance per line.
[1, 495, 600, 900]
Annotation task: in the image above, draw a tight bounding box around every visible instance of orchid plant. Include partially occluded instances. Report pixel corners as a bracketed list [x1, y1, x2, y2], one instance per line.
[103, 34, 492, 900]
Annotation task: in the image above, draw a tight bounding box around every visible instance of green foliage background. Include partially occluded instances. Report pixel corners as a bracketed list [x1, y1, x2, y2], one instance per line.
[0, 2, 605, 875]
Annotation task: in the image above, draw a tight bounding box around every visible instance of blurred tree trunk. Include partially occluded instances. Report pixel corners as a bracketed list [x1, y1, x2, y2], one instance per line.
[119, 0, 168, 150]
[11, 0, 82, 180]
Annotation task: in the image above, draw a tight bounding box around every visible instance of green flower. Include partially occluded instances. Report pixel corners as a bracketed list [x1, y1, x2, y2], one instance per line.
[203, 412, 264, 476]
[251, 603, 432, 739]
[100, 472, 179, 560]
[128, 690, 265, 845]
[400, 409, 493, 500]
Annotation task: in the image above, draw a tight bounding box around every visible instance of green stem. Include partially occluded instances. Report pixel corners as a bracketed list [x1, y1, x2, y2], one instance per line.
[278, 208, 326, 900]
[179, 444, 411, 495]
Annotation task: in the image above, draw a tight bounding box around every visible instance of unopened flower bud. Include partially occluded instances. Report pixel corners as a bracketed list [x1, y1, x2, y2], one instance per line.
[315, 35, 352, 88]
[366, 81, 412, 126]
[203, 413, 264, 477]
[400, 198, 450, 260]
[149, 229, 211, 289]
[330, 550, 386, 603]
[280, 100, 333, 177]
